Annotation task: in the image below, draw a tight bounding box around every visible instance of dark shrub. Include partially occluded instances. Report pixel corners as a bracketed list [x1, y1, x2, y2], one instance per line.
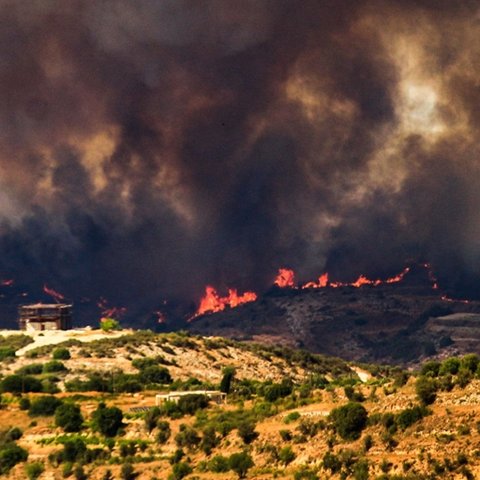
[55, 403, 84, 432]
[177, 394, 209, 415]
[62, 438, 87, 463]
[121, 462, 137, 480]
[43, 360, 67, 373]
[156, 420, 171, 444]
[208, 455, 229, 472]
[28, 396, 63, 416]
[25, 461, 44, 480]
[220, 366, 235, 394]
[175, 424, 200, 451]
[91, 403, 124, 437]
[16, 364, 43, 375]
[1, 375, 42, 394]
[264, 381, 292, 402]
[169, 461, 192, 480]
[415, 376, 437, 405]
[237, 420, 258, 444]
[329, 402, 368, 441]
[53, 348, 71, 360]
[0, 443, 28, 474]
[396, 405, 428, 430]
[229, 451, 254, 479]
[439, 357, 460, 375]
[139, 365, 172, 384]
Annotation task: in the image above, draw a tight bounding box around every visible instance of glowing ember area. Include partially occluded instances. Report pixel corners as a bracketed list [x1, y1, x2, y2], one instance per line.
[43, 284, 65, 302]
[194, 286, 257, 317]
[0, 279, 13, 286]
[385, 267, 411, 283]
[274, 268, 295, 288]
[97, 297, 127, 319]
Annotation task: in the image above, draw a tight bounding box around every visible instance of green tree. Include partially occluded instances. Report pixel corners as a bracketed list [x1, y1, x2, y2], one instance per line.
[0, 375, 42, 394]
[200, 426, 219, 455]
[175, 424, 200, 451]
[100, 318, 121, 332]
[220, 366, 235, 394]
[28, 396, 63, 416]
[329, 402, 368, 441]
[156, 420, 171, 444]
[91, 403, 124, 437]
[55, 403, 84, 432]
[0, 443, 28, 475]
[228, 451, 254, 479]
[144, 407, 161, 433]
[415, 376, 437, 405]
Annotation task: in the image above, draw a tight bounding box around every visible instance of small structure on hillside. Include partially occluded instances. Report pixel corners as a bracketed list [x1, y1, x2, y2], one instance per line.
[18, 303, 72, 331]
[155, 390, 227, 406]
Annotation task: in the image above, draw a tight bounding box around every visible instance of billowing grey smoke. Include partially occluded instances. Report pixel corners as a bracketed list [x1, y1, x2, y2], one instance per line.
[0, 0, 479, 325]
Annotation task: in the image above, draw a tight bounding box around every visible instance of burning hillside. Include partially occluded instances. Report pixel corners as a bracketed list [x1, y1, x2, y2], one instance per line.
[189, 263, 480, 364]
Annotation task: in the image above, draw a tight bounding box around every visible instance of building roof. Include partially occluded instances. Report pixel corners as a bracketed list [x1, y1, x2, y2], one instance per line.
[20, 303, 72, 309]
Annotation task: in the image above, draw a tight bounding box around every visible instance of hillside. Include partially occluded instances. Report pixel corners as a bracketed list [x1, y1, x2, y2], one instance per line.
[188, 266, 480, 365]
[0, 330, 480, 479]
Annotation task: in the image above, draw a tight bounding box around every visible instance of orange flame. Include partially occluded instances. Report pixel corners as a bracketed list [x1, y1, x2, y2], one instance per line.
[301, 266, 412, 289]
[43, 284, 65, 302]
[274, 268, 295, 288]
[194, 286, 257, 317]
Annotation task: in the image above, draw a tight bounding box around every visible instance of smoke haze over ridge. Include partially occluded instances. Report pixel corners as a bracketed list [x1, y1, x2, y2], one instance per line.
[1, 0, 480, 321]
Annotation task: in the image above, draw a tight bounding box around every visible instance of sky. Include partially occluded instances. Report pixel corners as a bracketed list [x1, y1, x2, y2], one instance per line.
[1, 0, 480, 324]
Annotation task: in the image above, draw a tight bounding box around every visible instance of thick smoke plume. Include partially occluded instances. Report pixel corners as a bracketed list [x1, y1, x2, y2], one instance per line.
[0, 0, 480, 324]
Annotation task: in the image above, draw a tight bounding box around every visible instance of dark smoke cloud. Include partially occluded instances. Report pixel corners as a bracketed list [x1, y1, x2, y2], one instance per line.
[0, 0, 479, 325]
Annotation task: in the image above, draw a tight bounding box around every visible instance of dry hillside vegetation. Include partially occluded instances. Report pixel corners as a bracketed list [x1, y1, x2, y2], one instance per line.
[0, 331, 479, 479]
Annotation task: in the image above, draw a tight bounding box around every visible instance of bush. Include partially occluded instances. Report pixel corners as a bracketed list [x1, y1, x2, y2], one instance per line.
[0, 375, 42, 394]
[91, 403, 124, 437]
[229, 451, 254, 479]
[175, 424, 200, 450]
[100, 318, 121, 331]
[74, 464, 87, 480]
[294, 466, 318, 480]
[55, 403, 84, 432]
[279, 445, 296, 465]
[139, 365, 172, 384]
[237, 420, 258, 444]
[19, 397, 31, 410]
[329, 402, 368, 441]
[264, 381, 293, 402]
[0, 443, 28, 474]
[284, 411, 301, 424]
[121, 462, 137, 480]
[62, 438, 87, 463]
[208, 455, 230, 472]
[25, 461, 44, 480]
[200, 426, 219, 455]
[0, 347, 15, 361]
[415, 376, 437, 405]
[144, 407, 161, 433]
[5, 427, 23, 442]
[53, 348, 71, 360]
[169, 461, 192, 480]
[43, 360, 67, 373]
[396, 405, 429, 430]
[16, 364, 43, 375]
[439, 357, 460, 375]
[156, 420, 171, 444]
[29, 396, 63, 416]
[177, 394, 209, 415]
